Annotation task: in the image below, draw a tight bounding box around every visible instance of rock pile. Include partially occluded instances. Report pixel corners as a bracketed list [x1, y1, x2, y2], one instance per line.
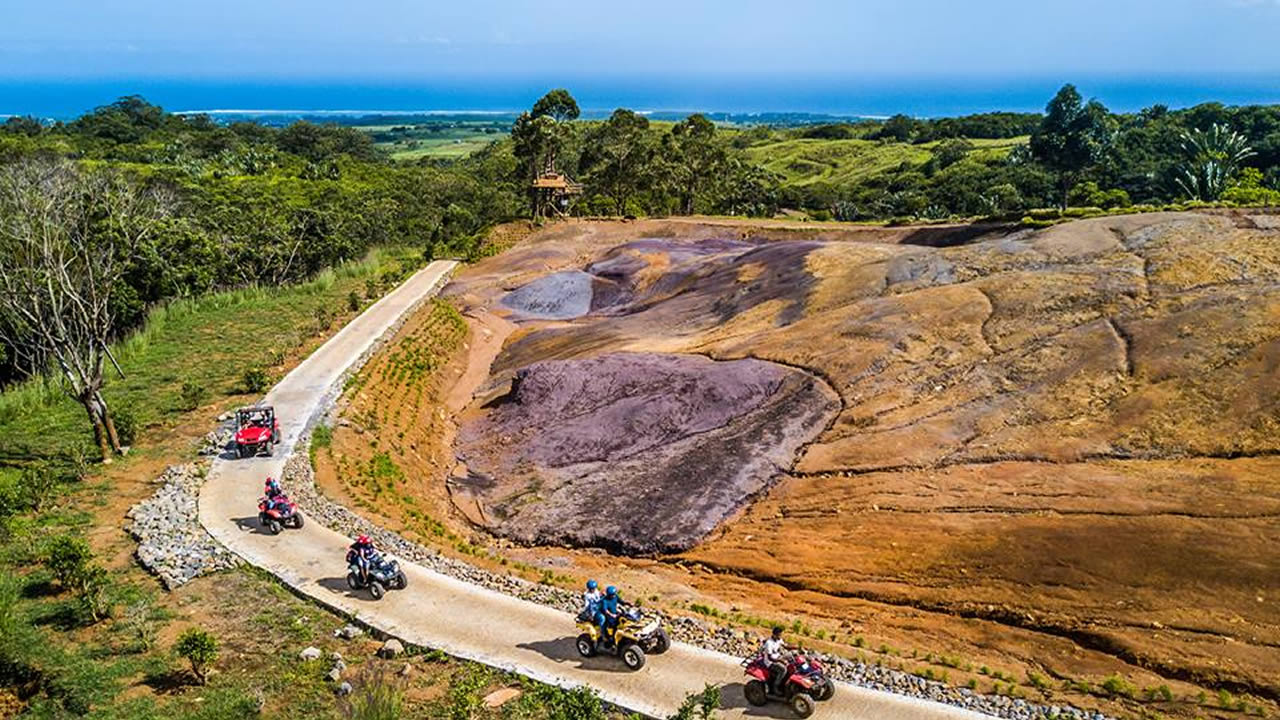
[127, 463, 240, 589]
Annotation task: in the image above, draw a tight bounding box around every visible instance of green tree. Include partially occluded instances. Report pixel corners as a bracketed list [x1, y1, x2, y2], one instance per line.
[1174, 123, 1256, 200]
[582, 109, 655, 215]
[1030, 84, 1114, 209]
[531, 88, 581, 123]
[175, 628, 219, 684]
[878, 114, 917, 142]
[666, 114, 726, 215]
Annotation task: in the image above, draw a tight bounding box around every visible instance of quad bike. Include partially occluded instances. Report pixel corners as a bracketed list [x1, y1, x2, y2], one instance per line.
[345, 553, 407, 600]
[574, 604, 670, 671]
[743, 651, 835, 718]
[235, 406, 281, 458]
[258, 495, 304, 535]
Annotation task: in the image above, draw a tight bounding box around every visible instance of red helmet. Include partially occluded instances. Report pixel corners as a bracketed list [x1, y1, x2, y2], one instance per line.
[357, 535, 370, 545]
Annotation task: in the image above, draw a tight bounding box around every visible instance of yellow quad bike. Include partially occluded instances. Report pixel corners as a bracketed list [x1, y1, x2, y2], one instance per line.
[575, 604, 670, 670]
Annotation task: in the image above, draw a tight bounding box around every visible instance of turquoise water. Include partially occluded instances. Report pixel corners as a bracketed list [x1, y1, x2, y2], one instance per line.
[2, 74, 1278, 119]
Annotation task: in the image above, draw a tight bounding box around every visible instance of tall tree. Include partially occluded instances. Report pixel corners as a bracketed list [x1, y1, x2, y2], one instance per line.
[1030, 84, 1114, 209]
[530, 88, 581, 123]
[0, 159, 172, 461]
[582, 109, 654, 215]
[665, 114, 726, 215]
[512, 89, 581, 217]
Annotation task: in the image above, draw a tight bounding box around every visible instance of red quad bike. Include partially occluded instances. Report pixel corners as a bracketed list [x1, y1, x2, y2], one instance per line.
[743, 651, 836, 718]
[258, 495, 304, 535]
[235, 406, 281, 458]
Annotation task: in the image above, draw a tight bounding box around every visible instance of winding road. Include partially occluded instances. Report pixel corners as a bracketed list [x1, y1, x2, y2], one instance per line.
[198, 260, 991, 719]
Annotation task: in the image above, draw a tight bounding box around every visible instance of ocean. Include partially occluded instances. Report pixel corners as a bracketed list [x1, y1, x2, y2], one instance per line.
[2, 74, 1278, 120]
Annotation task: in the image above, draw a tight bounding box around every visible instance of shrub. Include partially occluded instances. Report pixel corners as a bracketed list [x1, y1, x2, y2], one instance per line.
[76, 564, 111, 622]
[46, 535, 92, 588]
[18, 463, 58, 513]
[175, 628, 218, 684]
[669, 683, 721, 719]
[179, 380, 207, 411]
[339, 664, 404, 720]
[348, 290, 361, 312]
[242, 367, 269, 394]
[110, 405, 138, 446]
[1101, 673, 1136, 698]
[315, 307, 332, 331]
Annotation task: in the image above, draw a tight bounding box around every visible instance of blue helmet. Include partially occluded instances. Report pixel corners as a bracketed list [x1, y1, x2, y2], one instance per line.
[586, 579, 598, 590]
[605, 585, 617, 597]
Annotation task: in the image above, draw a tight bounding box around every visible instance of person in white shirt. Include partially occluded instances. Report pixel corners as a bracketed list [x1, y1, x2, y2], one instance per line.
[581, 579, 603, 622]
[760, 626, 790, 694]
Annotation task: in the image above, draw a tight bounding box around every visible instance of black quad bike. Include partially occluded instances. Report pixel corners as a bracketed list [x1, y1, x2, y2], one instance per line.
[345, 553, 408, 600]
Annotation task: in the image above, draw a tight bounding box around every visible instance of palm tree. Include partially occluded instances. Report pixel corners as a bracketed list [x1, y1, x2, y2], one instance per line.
[1174, 124, 1256, 201]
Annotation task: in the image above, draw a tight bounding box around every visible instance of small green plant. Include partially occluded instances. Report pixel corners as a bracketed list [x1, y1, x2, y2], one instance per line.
[110, 405, 138, 446]
[124, 600, 158, 651]
[668, 684, 721, 719]
[339, 663, 405, 720]
[179, 380, 207, 411]
[1027, 670, 1050, 691]
[46, 534, 92, 588]
[315, 306, 332, 331]
[175, 627, 219, 685]
[242, 367, 269, 394]
[348, 290, 362, 312]
[1101, 673, 1137, 698]
[365, 277, 381, 300]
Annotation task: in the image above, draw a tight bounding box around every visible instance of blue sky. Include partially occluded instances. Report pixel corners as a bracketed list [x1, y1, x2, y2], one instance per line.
[2, 0, 1279, 79]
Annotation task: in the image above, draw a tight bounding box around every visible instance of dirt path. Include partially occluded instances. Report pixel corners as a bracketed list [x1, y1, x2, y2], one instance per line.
[197, 260, 992, 719]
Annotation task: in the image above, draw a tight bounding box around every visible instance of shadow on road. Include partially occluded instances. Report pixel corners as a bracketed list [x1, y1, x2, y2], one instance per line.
[516, 637, 639, 674]
[315, 576, 377, 602]
[719, 682, 804, 718]
[231, 515, 276, 535]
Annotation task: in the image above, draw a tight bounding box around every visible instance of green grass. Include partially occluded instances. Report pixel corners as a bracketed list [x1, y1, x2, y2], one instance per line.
[741, 136, 1027, 187]
[0, 247, 419, 465]
[356, 124, 502, 160]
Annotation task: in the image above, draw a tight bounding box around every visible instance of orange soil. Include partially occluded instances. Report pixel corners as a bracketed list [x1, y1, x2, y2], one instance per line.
[324, 215, 1280, 719]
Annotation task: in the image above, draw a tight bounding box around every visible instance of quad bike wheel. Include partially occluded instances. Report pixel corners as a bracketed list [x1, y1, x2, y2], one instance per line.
[368, 581, 385, 600]
[391, 571, 408, 590]
[814, 678, 835, 701]
[650, 628, 670, 654]
[621, 643, 646, 671]
[267, 519, 283, 535]
[790, 693, 816, 718]
[744, 680, 768, 706]
[346, 573, 360, 591]
[238, 445, 251, 458]
[575, 634, 596, 658]
[290, 512, 304, 529]
[265, 440, 274, 457]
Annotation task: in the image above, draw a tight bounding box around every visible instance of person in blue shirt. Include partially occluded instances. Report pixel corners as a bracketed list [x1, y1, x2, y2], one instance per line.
[599, 585, 621, 645]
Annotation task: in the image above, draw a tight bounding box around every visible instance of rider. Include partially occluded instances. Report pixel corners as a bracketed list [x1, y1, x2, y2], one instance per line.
[599, 585, 621, 646]
[262, 477, 286, 513]
[761, 626, 790, 695]
[347, 535, 377, 582]
[581, 579, 603, 622]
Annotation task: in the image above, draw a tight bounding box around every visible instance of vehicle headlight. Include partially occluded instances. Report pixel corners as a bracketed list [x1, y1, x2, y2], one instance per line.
[642, 620, 658, 635]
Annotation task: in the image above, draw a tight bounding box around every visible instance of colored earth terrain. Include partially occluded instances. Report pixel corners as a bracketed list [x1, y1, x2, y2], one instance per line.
[322, 212, 1280, 719]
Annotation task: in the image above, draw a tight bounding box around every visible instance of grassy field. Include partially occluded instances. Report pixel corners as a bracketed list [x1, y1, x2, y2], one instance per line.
[357, 123, 503, 161]
[741, 135, 1027, 186]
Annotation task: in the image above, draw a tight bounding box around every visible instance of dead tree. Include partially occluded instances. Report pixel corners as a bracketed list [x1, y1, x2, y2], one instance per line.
[0, 158, 172, 462]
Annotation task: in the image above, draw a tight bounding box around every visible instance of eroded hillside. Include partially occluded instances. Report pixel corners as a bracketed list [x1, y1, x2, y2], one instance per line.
[439, 213, 1280, 708]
